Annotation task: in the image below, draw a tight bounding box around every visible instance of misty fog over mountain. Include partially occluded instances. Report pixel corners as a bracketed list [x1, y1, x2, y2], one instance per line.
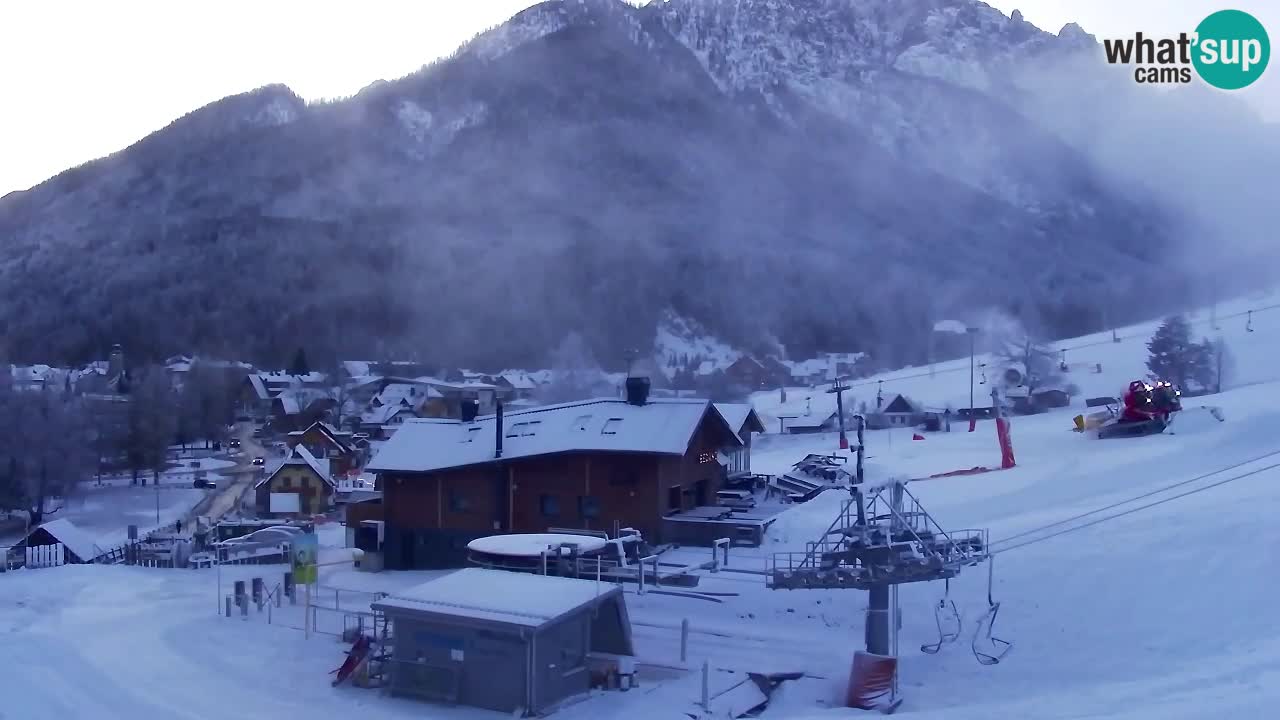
[1, 0, 1275, 371]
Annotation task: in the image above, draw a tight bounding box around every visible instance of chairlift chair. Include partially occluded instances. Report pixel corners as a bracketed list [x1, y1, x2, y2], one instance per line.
[972, 557, 1013, 665]
[920, 577, 962, 654]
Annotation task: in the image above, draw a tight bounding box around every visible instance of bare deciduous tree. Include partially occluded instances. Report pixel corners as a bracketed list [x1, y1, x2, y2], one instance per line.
[0, 383, 94, 526]
[125, 368, 178, 486]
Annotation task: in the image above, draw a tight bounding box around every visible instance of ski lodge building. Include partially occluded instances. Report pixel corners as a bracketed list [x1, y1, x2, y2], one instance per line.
[365, 378, 745, 569]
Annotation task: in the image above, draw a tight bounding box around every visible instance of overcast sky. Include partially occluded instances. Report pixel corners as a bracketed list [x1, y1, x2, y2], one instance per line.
[1, 0, 1275, 196]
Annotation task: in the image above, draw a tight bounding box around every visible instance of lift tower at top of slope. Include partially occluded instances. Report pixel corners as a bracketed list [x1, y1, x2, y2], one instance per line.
[827, 376, 851, 450]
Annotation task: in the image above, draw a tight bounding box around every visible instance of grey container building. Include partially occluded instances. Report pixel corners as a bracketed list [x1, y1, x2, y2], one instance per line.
[372, 567, 634, 715]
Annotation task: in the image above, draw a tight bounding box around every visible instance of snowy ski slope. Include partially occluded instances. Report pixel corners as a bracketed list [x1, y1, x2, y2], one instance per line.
[3, 290, 1280, 719]
[751, 288, 1280, 432]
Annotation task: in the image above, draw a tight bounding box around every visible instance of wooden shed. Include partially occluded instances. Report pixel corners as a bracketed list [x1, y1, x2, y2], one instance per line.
[372, 568, 634, 715]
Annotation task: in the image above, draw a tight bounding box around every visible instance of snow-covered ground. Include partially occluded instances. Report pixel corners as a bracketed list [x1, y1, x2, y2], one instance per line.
[3, 290, 1280, 719]
[0, 456, 241, 549]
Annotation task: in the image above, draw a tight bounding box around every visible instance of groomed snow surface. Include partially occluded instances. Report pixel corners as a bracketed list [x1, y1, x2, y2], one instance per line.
[5, 291, 1280, 719]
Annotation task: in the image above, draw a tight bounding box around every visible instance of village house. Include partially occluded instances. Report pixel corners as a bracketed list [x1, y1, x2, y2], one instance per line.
[721, 353, 788, 389]
[11, 518, 105, 566]
[495, 372, 539, 401]
[866, 394, 923, 429]
[365, 378, 743, 569]
[713, 403, 766, 473]
[237, 370, 329, 422]
[786, 358, 829, 387]
[419, 378, 502, 417]
[358, 403, 416, 440]
[285, 421, 358, 478]
[254, 445, 335, 517]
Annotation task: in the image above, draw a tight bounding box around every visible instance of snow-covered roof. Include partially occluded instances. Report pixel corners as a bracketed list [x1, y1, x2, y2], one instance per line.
[467, 533, 608, 558]
[714, 403, 765, 441]
[374, 382, 430, 407]
[362, 403, 408, 426]
[290, 421, 352, 453]
[342, 360, 372, 378]
[278, 387, 334, 416]
[372, 568, 620, 627]
[784, 412, 837, 429]
[787, 358, 828, 377]
[501, 372, 538, 390]
[367, 397, 737, 474]
[933, 319, 970, 334]
[246, 374, 271, 400]
[257, 445, 331, 488]
[257, 370, 327, 386]
[31, 518, 102, 562]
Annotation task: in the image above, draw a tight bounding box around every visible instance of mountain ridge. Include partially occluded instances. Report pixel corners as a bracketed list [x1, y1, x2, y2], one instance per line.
[0, 0, 1272, 370]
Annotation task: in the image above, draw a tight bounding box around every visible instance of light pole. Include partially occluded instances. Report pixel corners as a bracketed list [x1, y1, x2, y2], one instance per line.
[966, 327, 979, 432]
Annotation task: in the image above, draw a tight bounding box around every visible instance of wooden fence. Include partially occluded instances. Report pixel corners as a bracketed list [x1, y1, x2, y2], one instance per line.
[25, 543, 66, 568]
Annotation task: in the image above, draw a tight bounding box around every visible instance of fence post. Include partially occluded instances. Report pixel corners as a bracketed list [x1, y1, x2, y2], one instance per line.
[701, 660, 710, 710]
[225, 596, 232, 618]
[680, 618, 689, 663]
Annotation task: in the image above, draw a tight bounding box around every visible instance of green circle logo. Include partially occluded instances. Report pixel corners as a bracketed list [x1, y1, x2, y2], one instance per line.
[1192, 9, 1270, 90]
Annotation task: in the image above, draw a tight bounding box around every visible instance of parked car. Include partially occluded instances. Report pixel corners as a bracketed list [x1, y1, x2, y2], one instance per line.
[229, 439, 241, 449]
[253, 427, 266, 438]
[193, 478, 217, 489]
[252, 457, 265, 466]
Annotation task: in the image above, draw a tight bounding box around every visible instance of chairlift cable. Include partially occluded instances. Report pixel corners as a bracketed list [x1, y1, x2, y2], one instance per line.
[989, 459, 1280, 556]
[988, 447, 1280, 549]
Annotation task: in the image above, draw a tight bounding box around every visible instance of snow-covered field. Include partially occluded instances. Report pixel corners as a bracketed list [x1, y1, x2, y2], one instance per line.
[1, 456, 240, 549]
[4, 290, 1280, 719]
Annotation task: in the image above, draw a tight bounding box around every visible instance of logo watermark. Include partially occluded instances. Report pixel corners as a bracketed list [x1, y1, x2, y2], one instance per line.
[1103, 9, 1270, 89]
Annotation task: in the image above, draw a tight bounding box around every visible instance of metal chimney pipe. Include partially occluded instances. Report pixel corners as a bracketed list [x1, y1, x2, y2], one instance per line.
[495, 400, 504, 459]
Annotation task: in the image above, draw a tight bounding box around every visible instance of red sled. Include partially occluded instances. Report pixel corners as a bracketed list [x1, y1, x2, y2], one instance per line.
[331, 635, 372, 687]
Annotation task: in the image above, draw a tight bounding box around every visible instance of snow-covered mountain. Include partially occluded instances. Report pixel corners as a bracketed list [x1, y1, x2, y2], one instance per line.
[0, 0, 1273, 368]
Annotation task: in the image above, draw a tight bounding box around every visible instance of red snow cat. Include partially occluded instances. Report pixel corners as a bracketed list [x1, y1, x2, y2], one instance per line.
[1076, 379, 1219, 439]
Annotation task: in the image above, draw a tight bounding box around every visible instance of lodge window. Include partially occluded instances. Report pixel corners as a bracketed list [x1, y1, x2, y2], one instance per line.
[281, 476, 291, 489]
[578, 496, 599, 519]
[449, 489, 471, 512]
[540, 494, 560, 517]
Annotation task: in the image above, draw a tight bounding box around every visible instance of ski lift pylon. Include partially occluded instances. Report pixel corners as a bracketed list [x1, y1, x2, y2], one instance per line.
[972, 557, 1013, 665]
[920, 577, 962, 654]
[1246, 310, 1254, 332]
